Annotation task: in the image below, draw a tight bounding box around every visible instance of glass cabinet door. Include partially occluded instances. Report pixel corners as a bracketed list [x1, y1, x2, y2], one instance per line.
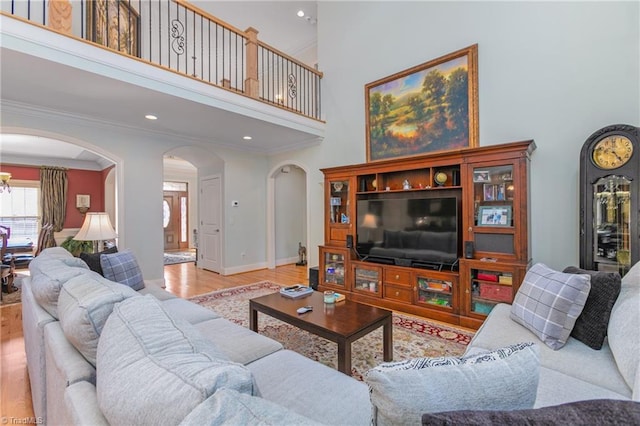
[592, 175, 631, 275]
[352, 263, 382, 297]
[329, 180, 350, 224]
[322, 250, 347, 288]
[416, 276, 454, 309]
[472, 165, 514, 227]
[469, 267, 513, 315]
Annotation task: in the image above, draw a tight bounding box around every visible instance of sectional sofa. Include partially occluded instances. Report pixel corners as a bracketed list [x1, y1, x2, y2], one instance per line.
[21, 247, 639, 425]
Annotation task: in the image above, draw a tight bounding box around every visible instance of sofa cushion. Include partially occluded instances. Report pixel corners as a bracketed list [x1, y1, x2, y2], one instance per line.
[179, 388, 323, 426]
[563, 266, 621, 350]
[29, 256, 93, 318]
[608, 261, 640, 398]
[510, 263, 591, 350]
[79, 246, 118, 276]
[58, 272, 139, 365]
[420, 399, 640, 425]
[364, 342, 539, 425]
[97, 295, 256, 426]
[99, 249, 145, 290]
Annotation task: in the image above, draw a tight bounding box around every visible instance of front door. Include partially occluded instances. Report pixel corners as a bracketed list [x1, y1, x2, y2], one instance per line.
[163, 190, 188, 251]
[199, 175, 221, 273]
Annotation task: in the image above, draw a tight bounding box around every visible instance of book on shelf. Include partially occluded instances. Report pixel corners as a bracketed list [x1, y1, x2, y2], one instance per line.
[498, 274, 513, 285]
[279, 284, 314, 299]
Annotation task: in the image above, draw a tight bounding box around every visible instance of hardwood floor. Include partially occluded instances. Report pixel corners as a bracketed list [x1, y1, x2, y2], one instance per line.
[0, 263, 308, 421]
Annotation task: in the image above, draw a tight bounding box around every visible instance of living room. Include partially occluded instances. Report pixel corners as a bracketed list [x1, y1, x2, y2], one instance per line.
[1, 1, 639, 424]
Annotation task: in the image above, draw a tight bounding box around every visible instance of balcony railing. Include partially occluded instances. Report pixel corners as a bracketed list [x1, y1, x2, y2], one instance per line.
[1, 0, 322, 120]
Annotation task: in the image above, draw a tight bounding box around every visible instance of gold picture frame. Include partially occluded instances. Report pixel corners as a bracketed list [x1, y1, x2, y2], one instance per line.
[365, 44, 479, 162]
[86, 0, 140, 57]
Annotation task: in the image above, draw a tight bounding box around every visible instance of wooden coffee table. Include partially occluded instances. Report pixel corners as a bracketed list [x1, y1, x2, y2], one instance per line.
[250, 290, 393, 374]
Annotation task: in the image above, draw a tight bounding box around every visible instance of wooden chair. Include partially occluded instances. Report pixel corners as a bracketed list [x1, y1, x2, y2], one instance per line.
[1, 227, 16, 295]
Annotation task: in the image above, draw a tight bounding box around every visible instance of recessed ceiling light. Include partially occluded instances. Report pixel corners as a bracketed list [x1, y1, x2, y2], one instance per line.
[297, 10, 304, 17]
[243, 136, 252, 140]
[145, 114, 158, 120]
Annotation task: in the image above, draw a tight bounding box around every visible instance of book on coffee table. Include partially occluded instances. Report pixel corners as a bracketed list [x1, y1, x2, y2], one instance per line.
[279, 284, 314, 299]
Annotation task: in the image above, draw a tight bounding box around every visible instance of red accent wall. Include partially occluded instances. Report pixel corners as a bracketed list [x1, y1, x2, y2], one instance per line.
[0, 165, 106, 228]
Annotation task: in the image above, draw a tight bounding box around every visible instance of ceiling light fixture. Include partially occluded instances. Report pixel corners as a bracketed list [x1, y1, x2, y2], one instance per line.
[145, 114, 158, 120]
[243, 136, 252, 140]
[297, 10, 305, 17]
[0, 172, 11, 193]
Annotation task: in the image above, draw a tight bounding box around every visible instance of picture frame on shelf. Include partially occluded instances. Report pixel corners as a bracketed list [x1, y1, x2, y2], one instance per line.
[478, 206, 512, 227]
[365, 44, 478, 162]
[473, 170, 490, 182]
[483, 184, 496, 201]
[496, 183, 506, 201]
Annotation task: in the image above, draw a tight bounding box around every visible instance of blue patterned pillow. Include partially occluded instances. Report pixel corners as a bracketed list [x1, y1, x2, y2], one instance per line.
[100, 249, 145, 291]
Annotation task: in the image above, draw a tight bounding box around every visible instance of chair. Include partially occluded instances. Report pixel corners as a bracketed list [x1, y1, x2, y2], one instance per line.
[1, 227, 16, 295]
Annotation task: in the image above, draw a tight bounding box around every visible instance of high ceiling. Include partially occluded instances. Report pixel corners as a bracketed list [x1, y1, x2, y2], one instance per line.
[0, 1, 319, 170]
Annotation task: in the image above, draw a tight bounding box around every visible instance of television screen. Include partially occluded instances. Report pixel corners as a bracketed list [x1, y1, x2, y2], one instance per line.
[356, 196, 459, 267]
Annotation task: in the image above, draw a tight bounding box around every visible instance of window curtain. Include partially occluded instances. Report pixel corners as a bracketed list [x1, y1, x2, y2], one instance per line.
[40, 166, 68, 249]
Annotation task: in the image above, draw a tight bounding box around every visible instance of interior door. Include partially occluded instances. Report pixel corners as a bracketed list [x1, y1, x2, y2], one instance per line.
[199, 175, 221, 273]
[163, 190, 188, 251]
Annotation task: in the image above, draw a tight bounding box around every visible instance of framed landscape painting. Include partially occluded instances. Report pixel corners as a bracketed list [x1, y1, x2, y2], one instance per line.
[366, 44, 478, 162]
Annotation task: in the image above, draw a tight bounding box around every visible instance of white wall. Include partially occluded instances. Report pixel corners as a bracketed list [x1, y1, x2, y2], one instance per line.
[276, 1, 639, 272]
[274, 166, 306, 262]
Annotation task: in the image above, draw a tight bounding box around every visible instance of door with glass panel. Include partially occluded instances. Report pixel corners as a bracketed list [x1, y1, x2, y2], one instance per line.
[163, 183, 189, 251]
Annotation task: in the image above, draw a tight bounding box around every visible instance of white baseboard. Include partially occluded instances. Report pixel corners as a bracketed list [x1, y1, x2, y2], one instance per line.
[276, 256, 299, 266]
[222, 261, 268, 276]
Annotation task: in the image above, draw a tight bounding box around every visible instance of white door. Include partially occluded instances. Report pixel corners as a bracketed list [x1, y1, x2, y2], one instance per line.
[199, 175, 221, 273]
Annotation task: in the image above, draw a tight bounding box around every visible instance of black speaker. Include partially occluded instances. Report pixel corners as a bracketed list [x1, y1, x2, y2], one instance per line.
[452, 170, 460, 186]
[464, 241, 474, 259]
[309, 266, 319, 290]
[346, 235, 353, 248]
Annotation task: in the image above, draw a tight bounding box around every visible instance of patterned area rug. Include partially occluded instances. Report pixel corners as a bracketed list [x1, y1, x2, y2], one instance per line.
[1, 272, 27, 306]
[164, 251, 196, 265]
[189, 281, 474, 380]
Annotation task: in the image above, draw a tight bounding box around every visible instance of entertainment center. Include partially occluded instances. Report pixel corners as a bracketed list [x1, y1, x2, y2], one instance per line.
[319, 140, 535, 329]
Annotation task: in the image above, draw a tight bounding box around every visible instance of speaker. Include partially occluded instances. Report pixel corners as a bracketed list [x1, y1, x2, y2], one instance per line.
[309, 266, 319, 290]
[346, 235, 353, 248]
[464, 241, 474, 259]
[452, 170, 460, 186]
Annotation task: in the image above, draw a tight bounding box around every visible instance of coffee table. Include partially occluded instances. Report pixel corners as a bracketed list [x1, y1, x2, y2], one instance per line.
[250, 290, 392, 374]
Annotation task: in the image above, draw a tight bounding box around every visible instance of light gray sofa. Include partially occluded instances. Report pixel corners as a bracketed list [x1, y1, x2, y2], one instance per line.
[22, 247, 640, 425]
[22, 248, 371, 425]
[465, 261, 640, 407]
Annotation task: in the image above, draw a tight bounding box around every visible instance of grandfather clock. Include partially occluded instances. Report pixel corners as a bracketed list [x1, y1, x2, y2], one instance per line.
[580, 124, 639, 276]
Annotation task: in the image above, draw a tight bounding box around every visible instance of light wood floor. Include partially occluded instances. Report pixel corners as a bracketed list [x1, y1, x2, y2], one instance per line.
[0, 263, 308, 421]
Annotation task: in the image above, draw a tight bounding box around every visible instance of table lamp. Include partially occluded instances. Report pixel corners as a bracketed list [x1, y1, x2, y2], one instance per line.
[74, 212, 117, 253]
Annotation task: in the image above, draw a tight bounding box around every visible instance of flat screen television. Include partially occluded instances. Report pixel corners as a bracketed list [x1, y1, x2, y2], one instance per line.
[356, 194, 460, 269]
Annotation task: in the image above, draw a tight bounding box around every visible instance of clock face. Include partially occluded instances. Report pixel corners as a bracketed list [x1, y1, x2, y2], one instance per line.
[592, 135, 634, 169]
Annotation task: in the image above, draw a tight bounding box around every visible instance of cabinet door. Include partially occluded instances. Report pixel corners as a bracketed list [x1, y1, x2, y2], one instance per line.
[415, 274, 457, 312]
[319, 247, 349, 291]
[326, 177, 354, 245]
[465, 159, 528, 261]
[352, 262, 382, 297]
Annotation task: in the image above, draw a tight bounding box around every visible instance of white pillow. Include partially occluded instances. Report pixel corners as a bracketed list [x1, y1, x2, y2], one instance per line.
[510, 263, 591, 350]
[364, 342, 539, 426]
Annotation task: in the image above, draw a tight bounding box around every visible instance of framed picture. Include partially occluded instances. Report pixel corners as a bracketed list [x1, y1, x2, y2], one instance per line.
[365, 44, 479, 162]
[473, 170, 490, 183]
[478, 206, 512, 227]
[483, 184, 496, 201]
[496, 183, 506, 201]
[86, 0, 140, 57]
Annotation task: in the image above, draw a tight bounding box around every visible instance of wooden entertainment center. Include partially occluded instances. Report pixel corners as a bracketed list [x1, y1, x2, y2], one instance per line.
[318, 140, 535, 329]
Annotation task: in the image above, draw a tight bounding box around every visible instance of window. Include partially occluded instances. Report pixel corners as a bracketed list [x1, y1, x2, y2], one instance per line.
[0, 180, 40, 242]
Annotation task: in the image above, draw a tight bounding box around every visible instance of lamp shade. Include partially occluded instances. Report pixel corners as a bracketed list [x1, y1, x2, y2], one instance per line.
[361, 213, 378, 229]
[74, 212, 117, 241]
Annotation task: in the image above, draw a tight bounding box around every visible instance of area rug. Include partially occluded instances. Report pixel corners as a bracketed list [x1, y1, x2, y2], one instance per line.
[164, 251, 196, 265]
[1, 273, 26, 306]
[189, 281, 474, 380]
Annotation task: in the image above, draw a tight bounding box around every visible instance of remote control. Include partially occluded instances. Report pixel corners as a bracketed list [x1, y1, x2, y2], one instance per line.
[296, 306, 313, 314]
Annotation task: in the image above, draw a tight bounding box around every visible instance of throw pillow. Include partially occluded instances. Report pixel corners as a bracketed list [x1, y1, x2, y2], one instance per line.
[420, 399, 640, 426]
[510, 263, 591, 350]
[562, 266, 621, 350]
[57, 272, 139, 365]
[80, 246, 118, 276]
[364, 342, 539, 426]
[97, 295, 256, 426]
[179, 388, 323, 426]
[100, 249, 145, 290]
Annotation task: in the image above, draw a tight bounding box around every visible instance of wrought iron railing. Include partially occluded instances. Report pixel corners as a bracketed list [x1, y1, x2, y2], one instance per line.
[2, 0, 322, 120]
